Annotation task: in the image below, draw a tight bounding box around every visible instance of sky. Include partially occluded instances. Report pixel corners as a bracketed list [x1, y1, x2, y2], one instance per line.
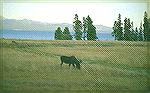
[2, 2, 147, 28]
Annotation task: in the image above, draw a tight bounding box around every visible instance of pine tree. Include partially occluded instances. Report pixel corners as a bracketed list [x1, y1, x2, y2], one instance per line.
[112, 21, 117, 40]
[139, 22, 144, 41]
[83, 17, 87, 40]
[124, 17, 128, 40]
[124, 18, 132, 41]
[86, 15, 97, 40]
[55, 27, 62, 40]
[73, 14, 82, 40]
[63, 27, 72, 40]
[131, 21, 136, 41]
[143, 11, 149, 41]
[148, 18, 150, 41]
[127, 18, 132, 41]
[135, 27, 139, 41]
[112, 14, 123, 40]
[117, 14, 123, 40]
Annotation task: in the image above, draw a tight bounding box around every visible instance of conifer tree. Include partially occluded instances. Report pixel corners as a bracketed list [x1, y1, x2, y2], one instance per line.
[112, 21, 117, 40]
[63, 27, 72, 40]
[86, 15, 97, 40]
[124, 18, 132, 41]
[131, 21, 137, 41]
[112, 14, 123, 40]
[148, 18, 150, 41]
[143, 11, 149, 41]
[135, 27, 139, 41]
[73, 14, 82, 40]
[83, 17, 87, 40]
[55, 27, 62, 40]
[139, 22, 144, 41]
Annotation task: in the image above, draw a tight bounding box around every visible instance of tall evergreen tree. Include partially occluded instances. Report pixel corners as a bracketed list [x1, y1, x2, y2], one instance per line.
[139, 22, 144, 41]
[148, 18, 150, 41]
[135, 27, 139, 41]
[112, 14, 123, 40]
[112, 21, 117, 40]
[143, 11, 149, 41]
[131, 21, 134, 41]
[123, 17, 128, 40]
[86, 15, 97, 40]
[73, 14, 82, 40]
[62, 27, 72, 40]
[117, 14, 123, 40]
[127, 18, 132, 41]
[130, 21, 137, 41]
[83, 17, 87, 40]
[55, 27, 62, 40]
[124, 18, 132, 41]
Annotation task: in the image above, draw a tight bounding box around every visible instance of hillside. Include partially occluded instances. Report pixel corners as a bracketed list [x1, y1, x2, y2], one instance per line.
[1, 39, 148, 92]
[1, 17, 112, 32]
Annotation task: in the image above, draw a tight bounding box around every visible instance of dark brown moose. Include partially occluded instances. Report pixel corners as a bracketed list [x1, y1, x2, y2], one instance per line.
[60, 56, 82, 70]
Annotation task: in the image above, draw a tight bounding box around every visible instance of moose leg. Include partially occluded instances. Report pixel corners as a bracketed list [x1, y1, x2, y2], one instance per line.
[60, 61, 63, 66]
[72, 64, 75, 68]
[69, 64, 71, 67]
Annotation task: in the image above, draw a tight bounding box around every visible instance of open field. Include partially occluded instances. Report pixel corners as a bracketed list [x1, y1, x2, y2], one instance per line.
[0, 39, 149, 93]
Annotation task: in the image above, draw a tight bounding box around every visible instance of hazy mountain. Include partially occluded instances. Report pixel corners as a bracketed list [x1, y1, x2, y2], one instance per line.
[95, 25, 113, 33]
[1, 18, 51, 31]
[1, 17, 112, 33]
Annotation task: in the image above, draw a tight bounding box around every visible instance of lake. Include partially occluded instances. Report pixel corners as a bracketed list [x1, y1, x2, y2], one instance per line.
[0, 30, 114, 40]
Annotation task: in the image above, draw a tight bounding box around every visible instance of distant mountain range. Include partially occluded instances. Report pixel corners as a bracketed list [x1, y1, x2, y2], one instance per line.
[0, 17, 112, 33]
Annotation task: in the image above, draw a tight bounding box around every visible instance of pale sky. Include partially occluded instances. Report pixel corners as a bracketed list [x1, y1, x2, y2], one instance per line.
[3, 2, 147, 28]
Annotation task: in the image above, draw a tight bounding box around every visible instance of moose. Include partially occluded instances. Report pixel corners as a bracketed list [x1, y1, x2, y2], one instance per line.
[60, 56, 82, 70]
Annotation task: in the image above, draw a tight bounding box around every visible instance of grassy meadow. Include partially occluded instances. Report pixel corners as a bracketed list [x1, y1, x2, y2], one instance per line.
[0, 39, 149, 93]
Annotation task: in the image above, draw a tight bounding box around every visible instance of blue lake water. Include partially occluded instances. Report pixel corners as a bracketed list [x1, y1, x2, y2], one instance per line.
[0, 30, 114, 40]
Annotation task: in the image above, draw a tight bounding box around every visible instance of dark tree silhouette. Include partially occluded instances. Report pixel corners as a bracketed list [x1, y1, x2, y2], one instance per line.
[86, 15, 97, 40]
[83, 17, 87, 40]
[139, 22, 144, 41]
[62, 27, 72, 40]
[112, 21, 117, 40]
[124, 18, 132, 41]
[148, 18, 150, 41]
[130, 21, 137, 41]
[134, 27, 139, 41]
[55, 27, 62, 40]
[73, 14, 82, 40]
[112, 14, 123, 40]
[130, 21, 134, 41]
[112, 12, 149, 41]
[143, 11, 149, 41]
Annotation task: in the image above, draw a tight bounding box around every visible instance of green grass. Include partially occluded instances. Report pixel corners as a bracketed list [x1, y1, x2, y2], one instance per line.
[0, 39, 149, 93]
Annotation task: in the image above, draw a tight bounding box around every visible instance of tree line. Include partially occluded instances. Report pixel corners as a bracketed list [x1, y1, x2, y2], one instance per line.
[55, 11, 149, 41]
[55, 14, 97, 40]
[55, 27, 72, 40]
[112, 11, 150, 41]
